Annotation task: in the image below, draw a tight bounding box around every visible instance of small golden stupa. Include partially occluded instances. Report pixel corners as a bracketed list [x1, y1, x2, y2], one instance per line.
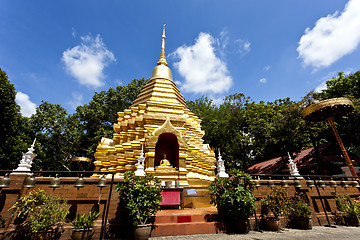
[93, 26, 216, 187]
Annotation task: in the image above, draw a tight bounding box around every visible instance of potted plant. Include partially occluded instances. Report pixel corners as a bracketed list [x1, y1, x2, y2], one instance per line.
[9, 189, 69, 240]
[289, 195, 312, 229]
[209, 170, 256, 233]
[335, 194, 360, 226]
[116, 171, 162, 240]
[260, 187, 290, 231]
[71, 210, 100, 240]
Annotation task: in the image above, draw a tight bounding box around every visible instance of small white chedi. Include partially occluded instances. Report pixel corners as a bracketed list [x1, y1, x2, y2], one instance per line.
[12, 139, 37, 175]
[134, 145, 146, 177]
[287, 152, 303, 179]
[216, 150, 229, 178]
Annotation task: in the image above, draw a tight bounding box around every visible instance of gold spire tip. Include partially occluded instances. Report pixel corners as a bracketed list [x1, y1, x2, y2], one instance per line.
[157, 24, 167, 66]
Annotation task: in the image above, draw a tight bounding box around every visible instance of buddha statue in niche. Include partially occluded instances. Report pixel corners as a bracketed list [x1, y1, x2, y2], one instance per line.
[160, 154, 171, 166]
[157, 153, 175, 171]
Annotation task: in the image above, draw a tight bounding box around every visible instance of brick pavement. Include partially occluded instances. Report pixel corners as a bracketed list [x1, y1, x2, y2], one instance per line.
[150, 226, 360, 240]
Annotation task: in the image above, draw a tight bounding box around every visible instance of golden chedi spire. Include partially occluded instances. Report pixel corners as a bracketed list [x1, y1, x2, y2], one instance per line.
[133, 24, 186, 107]
[151, 24, 173, 81]
[158, 24, 167, 66]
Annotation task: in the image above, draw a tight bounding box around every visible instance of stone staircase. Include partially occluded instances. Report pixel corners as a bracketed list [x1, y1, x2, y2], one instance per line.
[150, 207, 225, 237]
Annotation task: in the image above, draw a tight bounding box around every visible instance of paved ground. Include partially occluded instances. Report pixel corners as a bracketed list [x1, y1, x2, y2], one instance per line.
[150, 226, 360, 240]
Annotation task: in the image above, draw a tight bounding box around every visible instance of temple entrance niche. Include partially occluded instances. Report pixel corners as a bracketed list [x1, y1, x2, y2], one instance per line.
[155, 133, 179, 169]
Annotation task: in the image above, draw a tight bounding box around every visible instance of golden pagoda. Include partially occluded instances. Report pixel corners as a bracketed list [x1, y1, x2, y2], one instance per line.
[93, 26, 216, 188]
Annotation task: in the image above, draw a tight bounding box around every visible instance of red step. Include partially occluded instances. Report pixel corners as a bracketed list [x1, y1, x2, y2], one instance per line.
[151, 207, 224, 237]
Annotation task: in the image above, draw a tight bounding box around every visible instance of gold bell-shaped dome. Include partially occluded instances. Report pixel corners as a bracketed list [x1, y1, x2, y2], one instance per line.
[151, 64, 172, 80]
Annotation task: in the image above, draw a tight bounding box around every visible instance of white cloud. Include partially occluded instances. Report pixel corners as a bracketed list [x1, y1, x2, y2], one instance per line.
[219, 29, 251, 57]
[72, 28, 76, 38]
[297, 0, 360, 69]
[68, 92, 83, 110]
[219, 29, 230, 50]
[236, 39, 251, 55]
[15, 92, 36, 117]
[259, 78, 267, 84]
[172, 32, 232, 94]
[62, 34, 116, 88]
[210, 96, 225, 106]
[315, 70, 353, 92]
[264, 65, 271, 71]
[315, 81, 327, 92]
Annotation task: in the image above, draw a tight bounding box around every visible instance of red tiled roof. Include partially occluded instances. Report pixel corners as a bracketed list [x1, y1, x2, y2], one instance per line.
[247, 142, 333, 174]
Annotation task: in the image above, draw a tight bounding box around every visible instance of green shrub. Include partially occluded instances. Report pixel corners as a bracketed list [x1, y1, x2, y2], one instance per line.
[289, 196, 312, 218]
[71, 210, 100, 230]
[260, 187, 291, 219]
[9, 189, 69, 233]
[116, 171, 162, 226]
[335, 194, 360, 219]
[209, 170, 256, 220]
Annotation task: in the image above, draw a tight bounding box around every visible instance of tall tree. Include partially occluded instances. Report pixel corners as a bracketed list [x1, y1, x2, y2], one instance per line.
[74, 78, 147, 160]
[0, 68, 31, 169]
[29, 101, 80, 170]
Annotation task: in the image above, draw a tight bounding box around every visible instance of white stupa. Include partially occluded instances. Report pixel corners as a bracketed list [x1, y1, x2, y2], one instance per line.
[287, 152, 303, 179]
[216, 150, 229, 178]
[135, 145, 146, 177]
[12, 139, 37, 175]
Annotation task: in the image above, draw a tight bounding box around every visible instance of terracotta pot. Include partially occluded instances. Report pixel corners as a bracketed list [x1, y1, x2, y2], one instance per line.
[134, 224, 152, 240]
[30, 231, 55, 240]
[263, 217, 281, 231]
[344, 216, 360, 226]
[71, 229, 93, 240]
[234, 219, 250, 233]
[292, 217, 312, 229]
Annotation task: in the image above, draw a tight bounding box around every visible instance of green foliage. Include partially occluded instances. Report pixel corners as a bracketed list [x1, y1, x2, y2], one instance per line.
[317, 72, 360, 100]
[0, 76, 146, 171]
[71, 210, 100, 230]
[187, 93, 315, 170]
[9, 189, 49, 218]
[72, 78, 147, 161]
[29, 101, 80, 170]
[116, 171, 162, 226]
[209, 170, 255, 220]
[9, 189, 69, 232]
[316, 71, 360, 157]
[289, 196, 312, 218]
[260, 187, 291, 219]
[27, 78, 146, 171]
[0, 67, 31, 170]
[335, 194, 360, 218]
[187, 94, 254, 169]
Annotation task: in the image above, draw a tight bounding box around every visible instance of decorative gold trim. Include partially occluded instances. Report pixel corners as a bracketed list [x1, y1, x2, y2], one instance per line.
[72, 157, 92, 163]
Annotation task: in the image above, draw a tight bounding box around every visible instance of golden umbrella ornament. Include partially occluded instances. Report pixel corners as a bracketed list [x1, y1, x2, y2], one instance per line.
[303, 97, 357, 178]
[72, 157, 92, 171]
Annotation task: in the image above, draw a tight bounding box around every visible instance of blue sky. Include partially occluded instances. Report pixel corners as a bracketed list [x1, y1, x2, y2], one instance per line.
[1, 0, 360, 117]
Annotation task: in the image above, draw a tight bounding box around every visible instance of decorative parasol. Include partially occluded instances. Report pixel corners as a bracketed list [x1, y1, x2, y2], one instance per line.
[303, 97, 357, 178]
[72, 157, 92, 171]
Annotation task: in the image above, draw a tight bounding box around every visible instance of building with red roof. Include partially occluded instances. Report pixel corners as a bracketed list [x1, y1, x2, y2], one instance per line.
[247, 142, 360, 176]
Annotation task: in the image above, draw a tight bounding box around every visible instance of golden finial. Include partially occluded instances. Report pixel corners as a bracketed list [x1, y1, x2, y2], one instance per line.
[157, 24, 167, 66]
